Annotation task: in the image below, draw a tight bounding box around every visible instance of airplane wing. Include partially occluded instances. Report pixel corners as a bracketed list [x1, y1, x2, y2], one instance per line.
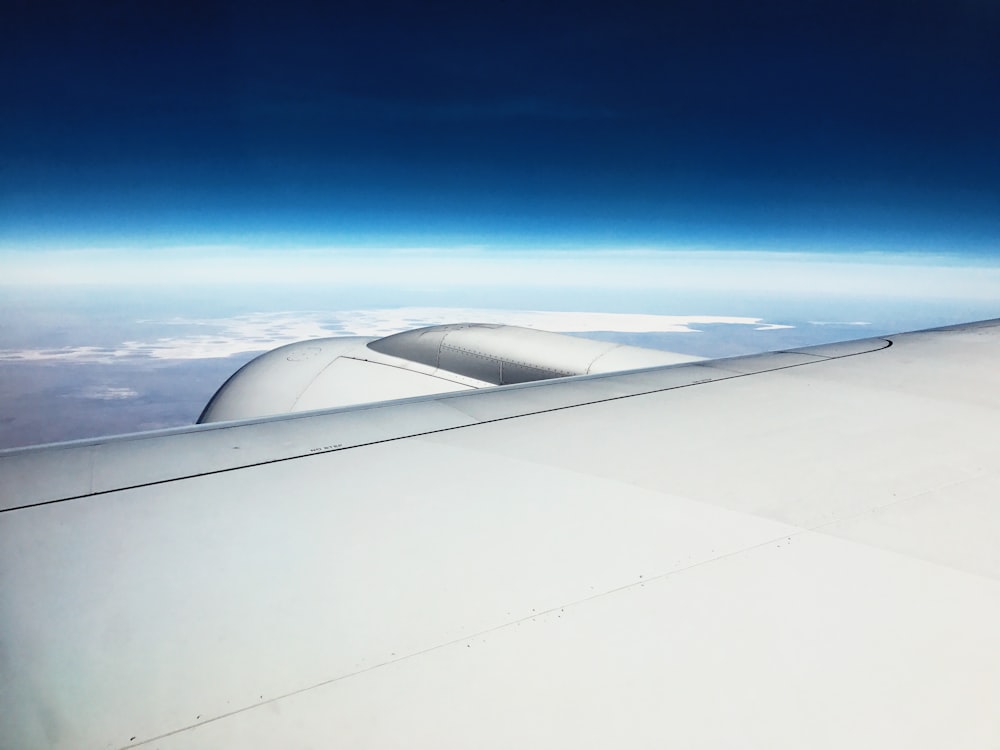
[2, 319, 999, 748]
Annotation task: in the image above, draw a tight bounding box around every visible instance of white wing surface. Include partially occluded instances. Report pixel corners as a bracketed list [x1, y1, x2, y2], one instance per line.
[2, 320, 999, 748]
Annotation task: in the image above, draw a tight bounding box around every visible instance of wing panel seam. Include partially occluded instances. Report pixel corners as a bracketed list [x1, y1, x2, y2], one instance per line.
[0, 338, 891, 514]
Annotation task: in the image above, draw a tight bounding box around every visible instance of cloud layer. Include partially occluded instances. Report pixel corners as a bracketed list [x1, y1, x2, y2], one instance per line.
[0, 308, 793, 362]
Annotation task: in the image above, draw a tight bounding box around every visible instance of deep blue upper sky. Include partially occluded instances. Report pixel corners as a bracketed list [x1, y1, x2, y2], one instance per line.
[2, 0, 998, 253]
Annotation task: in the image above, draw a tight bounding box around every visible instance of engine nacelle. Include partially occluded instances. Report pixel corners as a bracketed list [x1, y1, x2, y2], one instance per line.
[198, 323, 701, 423]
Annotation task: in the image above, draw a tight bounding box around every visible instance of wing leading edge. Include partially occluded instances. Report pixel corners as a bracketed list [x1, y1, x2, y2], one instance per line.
[1, 320, 999, 748]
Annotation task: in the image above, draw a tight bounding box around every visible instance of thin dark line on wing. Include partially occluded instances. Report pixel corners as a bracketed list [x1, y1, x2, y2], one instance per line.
[122, 525, 803, 748]
[1, 339, 892, 514]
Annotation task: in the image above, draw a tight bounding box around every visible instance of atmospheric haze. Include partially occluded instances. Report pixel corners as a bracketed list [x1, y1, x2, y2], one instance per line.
[2, 2, 998, 447]
[2, 247, 999, 449]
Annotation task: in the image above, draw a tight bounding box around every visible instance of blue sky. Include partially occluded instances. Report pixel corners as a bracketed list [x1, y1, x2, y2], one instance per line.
[2, 0, 998, 261]
[3, 1, 1000, 449]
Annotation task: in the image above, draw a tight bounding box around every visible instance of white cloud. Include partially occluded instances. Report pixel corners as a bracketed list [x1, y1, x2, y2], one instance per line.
[1, 347, 141, 363]
[332, 308, 780, 336]
[0, 308, 792, 362]
[78, 387, 139, 400]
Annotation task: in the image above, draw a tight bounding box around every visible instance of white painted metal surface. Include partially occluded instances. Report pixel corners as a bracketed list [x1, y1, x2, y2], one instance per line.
[199, 324, 701, 422]
[2, 321, 1000, 749]
[368, 323, 702, 382]
[0, 338, 880, 511]
[197, 336, 481, 422]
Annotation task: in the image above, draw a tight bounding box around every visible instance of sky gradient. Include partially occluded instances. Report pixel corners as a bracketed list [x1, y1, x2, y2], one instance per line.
[3, 0, 998, 256]
[3, 0, 1000, 448]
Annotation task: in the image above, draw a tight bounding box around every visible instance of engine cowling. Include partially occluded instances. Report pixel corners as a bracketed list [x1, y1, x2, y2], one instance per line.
[198, 323, 701, 423]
